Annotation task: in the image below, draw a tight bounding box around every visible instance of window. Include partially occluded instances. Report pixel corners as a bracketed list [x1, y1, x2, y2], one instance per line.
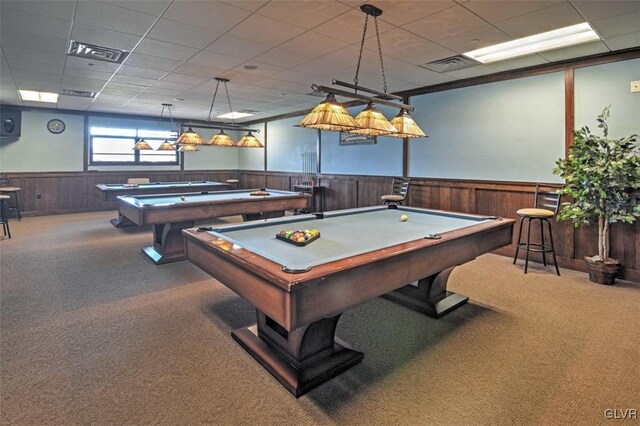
[90, 127, 179, 165]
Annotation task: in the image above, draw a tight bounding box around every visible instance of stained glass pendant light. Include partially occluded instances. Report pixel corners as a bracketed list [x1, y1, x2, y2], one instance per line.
[348, 102, 397, 136]
[387, 109, 427, 138]
[236, 131, 264, 148]
[208, 130, 236, 147]
[207, 77, 238, 147]
[132, 138, 153, 150]
[298, 93, 358, 131]
[154, 103, 177, 150]
[157, 140, 177, 150]
[176, 126, 205, 145]
[177, 144, 199, 152]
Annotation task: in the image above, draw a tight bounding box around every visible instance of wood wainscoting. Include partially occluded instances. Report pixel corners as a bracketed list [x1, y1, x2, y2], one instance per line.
[4, 170, 637, 282]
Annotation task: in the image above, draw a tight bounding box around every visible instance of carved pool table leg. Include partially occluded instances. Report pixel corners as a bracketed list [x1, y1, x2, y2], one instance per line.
[232, 311, 364, 397]
[110, 212, 137, 227]
[142, 221, 194, 264]
[382, 266, 469, 318]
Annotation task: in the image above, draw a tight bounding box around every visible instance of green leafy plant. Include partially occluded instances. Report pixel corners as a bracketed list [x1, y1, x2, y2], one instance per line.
[553, 106, 640, 263]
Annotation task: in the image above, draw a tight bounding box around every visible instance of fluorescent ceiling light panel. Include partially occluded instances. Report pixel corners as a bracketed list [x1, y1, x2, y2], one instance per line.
[18, 90, 59, 103]
[217, 112, 254, 119]
[463, 23, 600, 64]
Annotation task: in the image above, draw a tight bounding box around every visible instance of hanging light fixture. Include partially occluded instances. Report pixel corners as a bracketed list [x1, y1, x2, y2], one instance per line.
[177, 144, 199, 152]
[298, 4, 426, 138]
[157, 140, 176, 150]
[176, 126, 205, 146]
[206, 77, 238, 147]
[132, 138, 153, 150]
[236, 131, 264, 148]
[151, 103, 178, 150]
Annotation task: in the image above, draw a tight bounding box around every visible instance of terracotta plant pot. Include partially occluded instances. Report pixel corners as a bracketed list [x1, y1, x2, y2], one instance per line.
[584, 256, 620, 285]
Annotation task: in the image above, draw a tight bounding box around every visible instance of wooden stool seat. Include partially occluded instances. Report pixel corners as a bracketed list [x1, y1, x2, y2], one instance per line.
[381, 178, 411, 206]
[0, 194, 11, 238]
[517, 208, 554, 218]
[381, 194, 405, 202]
[226, 179, 239, 183]
[0, 186, 22, 220]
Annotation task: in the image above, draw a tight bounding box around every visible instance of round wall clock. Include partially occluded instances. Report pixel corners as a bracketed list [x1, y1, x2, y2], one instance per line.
[47, 119, 65, 134]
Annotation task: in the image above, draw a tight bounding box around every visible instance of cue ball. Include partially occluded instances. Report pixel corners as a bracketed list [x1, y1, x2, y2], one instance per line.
[401, 214, 408, 222]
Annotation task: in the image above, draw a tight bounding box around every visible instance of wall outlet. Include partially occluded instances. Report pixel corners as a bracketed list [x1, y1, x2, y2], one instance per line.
[631, 80, 640, 93]
[36, 193, 42, 199]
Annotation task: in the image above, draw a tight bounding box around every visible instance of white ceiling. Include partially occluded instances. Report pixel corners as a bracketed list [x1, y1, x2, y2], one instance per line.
[0, 0, 638, 122]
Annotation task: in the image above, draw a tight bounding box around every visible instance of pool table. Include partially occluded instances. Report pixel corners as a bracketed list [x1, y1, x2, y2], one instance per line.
[119, 189, 310, 265]
[95, 180, 231, 227]
[183, 205, 515, 397]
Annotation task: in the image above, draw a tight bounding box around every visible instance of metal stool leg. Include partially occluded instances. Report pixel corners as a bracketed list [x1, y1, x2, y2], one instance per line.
[1, 201, 10, 239]
[539, 218, 547, 266]
[524, 218, 532, 274]
[513, 216, 524, 264]
[14, 192, 21, 221]
[546, 219, 560, 276]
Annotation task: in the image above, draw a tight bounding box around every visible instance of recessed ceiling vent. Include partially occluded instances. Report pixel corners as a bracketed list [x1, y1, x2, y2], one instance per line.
[419, 55, 480, 73]
[60, 88, 96, 98]
[67, 41, 128, 63]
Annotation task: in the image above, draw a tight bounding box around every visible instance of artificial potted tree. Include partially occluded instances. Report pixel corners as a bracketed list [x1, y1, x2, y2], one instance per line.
[553, 106, 640, 285]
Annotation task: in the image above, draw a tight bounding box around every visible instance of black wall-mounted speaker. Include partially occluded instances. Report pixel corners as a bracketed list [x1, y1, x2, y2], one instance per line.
[0, 109, 22, 138]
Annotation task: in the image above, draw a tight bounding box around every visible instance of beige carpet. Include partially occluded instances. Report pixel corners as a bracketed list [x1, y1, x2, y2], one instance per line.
[1, 212, 638, 425]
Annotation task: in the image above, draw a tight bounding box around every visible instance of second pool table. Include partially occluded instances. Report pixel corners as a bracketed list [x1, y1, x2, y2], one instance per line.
[118, 189, 310, 264]
[183, 205, 515, 396]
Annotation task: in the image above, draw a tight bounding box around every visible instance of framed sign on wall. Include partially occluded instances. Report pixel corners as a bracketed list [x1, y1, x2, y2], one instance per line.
[339, 132, 376, 146]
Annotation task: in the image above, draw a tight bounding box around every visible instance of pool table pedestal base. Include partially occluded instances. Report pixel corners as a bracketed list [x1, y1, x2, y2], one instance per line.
[382, 266, 469, 318]
[143, 221, 195, 264]
[111, 213, 137, 228]
[232, 311, 364, 398]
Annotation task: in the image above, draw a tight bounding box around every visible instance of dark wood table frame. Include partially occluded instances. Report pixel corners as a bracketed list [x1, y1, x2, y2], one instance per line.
[118, 189, 310, 265]
[183, 207, 515, 397]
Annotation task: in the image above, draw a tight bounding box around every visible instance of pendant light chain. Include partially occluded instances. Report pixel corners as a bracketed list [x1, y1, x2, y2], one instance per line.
[353, 14, 369, 91]
[374, 16, 387, 95]
[207, 79, 221, 123]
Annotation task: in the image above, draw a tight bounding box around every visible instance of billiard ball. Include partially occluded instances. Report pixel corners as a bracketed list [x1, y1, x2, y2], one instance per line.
[401, 214, 408, 222]
[180, 196, 186, 201]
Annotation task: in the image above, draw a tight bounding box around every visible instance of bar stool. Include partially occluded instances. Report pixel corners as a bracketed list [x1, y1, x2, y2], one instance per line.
[0, 187, 22, 221]
[513, 184, 563, 275]
[226, 179, 239, 190]
[0, 194, 11, 238]
[381, 178, 410, 205]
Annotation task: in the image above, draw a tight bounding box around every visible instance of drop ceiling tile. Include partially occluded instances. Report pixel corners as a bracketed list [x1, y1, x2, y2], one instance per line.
[111, 74, 158, 87]
[0, 90, 22, 105]
[103, 82, 147, 93]
[118, 65, 168, 80]
[257, 1, 350, 29]
[573, 0, 640, 22]
[172, 62, 226, 78]
[13, 81, 60, 92]
[71, 24, 142, 51]
[143, 85, 186, 96]
[487, 54, 549, 71]
[0, 8, 71, 40]
[65, 56, 121, 73]
[495, 3, 584, 38]
[12, 69, 62, 84]
[161, 73, 209, 86]
[231, 62, 286, 77]
[279, 31, 350, 56]
[203, 35, 274, 59]
[376, 1, 457, 26]
[404, 5, 489, 41]
[444, 64, 498, 79]
[162, 1, 251, 33]
[602, 31, 640, 51]
[61, 76, 108, 90]
[100, 87, 143, 96]
[537, 41, 610, 62]
[252, 47, 315, 68]
[149, 81, 196, 92]
[188, 51, 246, 69]
[228, 14, 306, 46]
[134, 38, 199, 61]
[56, 95, 94, 110]
[1, 46, 66, 67]
[434, 25, 511, 54]
[146, 18, 224, 49]
[1, 0, 75, 21]
[0, 34, 69, 55]
[381, 60, 456, 85]
[591, 11, 640, 38]
[462, 1, 562, 24]
[6, 56, 63, 75]
[363, 28, 458, 65]
[75, 2, 158, 36]
[313, 8, 394, 44]
[102, 1, 171, 16]
[220, 1, 269, 12]
[125, 53, 182, 71]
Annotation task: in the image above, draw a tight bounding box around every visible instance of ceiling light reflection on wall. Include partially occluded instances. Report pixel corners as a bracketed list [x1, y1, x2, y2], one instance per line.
[18, 90, 58, 103]
[463, 23, 600, 64]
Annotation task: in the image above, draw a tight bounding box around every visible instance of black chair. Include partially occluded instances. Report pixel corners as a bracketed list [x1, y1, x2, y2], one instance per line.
[381, 178, 411, 205]
[0, 173, 22, 221]
[513, 184, 563, 275]
[0, 194, 11, 238]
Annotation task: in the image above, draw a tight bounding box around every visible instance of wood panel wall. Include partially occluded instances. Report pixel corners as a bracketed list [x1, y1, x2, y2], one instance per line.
[5, 170, 638, 282]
